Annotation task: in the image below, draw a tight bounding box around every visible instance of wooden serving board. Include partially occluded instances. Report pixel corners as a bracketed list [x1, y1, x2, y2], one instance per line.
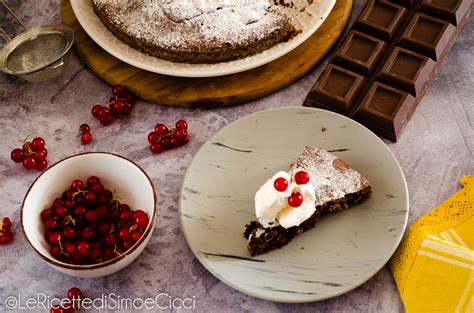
[61, 0, 352, 108]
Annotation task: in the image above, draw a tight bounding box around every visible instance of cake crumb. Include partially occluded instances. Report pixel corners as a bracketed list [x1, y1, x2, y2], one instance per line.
[321, 127, 327, 132]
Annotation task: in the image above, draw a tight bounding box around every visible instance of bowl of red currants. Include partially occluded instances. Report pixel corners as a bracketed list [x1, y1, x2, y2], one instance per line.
[21, 152, 156, 277]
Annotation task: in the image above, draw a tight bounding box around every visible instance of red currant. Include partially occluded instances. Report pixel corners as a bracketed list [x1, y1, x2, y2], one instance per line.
[79, 123, 90, 134]
[122, 102, 132, 114]
[118, 227, 131, 242]
[133, 210, 146, 218]
[111, 99, 125, 115]
[89, 247, 101, 262]
[99, 107, 112, 123]
[85, 210, 98, 224]
[36, 159, 48, 171]
[96, 205, 110, 220]
[120, 211, 132, 223]
[119, 204, 131, 212]
[81, 227, 95, 241]
[274, 177, 288, 192]
[105, 233, 117, 247]
[154, 124, 168, 135]
[64, 242, 76, 255]
[31, 137, 45, 151]
[122, 241, 133, 250]
[53, 198, 64, 207]
[288, 192, 304, 207]
[34, 149, 47, 160]
[161, 138, 171, 149]
[55, 206, 68, 218]
[112, 84, 126, 97]
[294, 171, 310, 185]
[81, 132, 93, 144]
[148, 132, 159, 144]
[44, 218, 58, 230]
[85, 192, 97, 204]
[131, 231, 142, 243]
[23, 156, 37, 170]
[182, 134, 190, 144]
[135, 215, 149, 229]
[98, 222, 111, 235]
[91, 104, 102, 117]
[48, 232, 61, 246]
[91, 183, 104, 194]
[150, 143, 163, 154]
[170, 136, 180, 148]
[1, 217, 12, 231]
[10, 148, 24, 163]
[77, 242, 90, 257]
[74, 206, 86, 217]
[0, 230, 13, 245]
[175, 129, 187, 142]
[62, 227, 76, 241]
[50, 246, 61, 258]
[176, 119, 188, 130]
[71, 179, 84, 190]
[87, 176, 100, 185]
[41, 208, 52, 221]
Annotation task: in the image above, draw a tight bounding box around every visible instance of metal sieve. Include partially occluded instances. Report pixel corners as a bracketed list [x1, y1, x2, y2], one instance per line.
[0, 1, 74, 82]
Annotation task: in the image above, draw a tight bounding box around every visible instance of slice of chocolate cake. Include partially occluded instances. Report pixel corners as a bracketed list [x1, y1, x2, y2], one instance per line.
[245, 147, 372, 256]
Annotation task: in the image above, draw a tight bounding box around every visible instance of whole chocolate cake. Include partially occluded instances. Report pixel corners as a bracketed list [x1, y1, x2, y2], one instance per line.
[92, 0, 297, 64]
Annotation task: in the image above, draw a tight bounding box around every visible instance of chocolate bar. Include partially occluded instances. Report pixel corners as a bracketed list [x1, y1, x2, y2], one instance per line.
[304, 0, 471, 141]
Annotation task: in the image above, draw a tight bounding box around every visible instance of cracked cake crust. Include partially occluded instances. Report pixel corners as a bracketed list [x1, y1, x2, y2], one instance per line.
[92, 0, 298, 63]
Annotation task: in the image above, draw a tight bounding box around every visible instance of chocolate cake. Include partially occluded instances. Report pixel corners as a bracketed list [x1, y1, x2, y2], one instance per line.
[245, 147, 372, 256]
[92, 0, 298, 64]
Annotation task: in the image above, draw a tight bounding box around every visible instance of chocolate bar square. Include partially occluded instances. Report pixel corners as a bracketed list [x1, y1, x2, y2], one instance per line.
[420, 0, 470, 26]
[354, 82, 416, 140]
[386, 0, 416, 8]
[306, 64, 366, 114]
[355, 0, 407, 42]
[333, 30, 387, 77]
[399, 13, 456, 60]
[377, 47, 437, 96]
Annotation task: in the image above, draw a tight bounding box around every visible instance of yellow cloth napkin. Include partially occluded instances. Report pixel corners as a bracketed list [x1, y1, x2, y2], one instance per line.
[390, 176, 474, 312]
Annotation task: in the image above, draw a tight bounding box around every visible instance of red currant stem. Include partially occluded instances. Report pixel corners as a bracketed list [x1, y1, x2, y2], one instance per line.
[18, 133, 36, 144]
[129, 224, 138, 232]
[105, 95, 119, 107]
[58, 236, 69, 257]
[113, 244, 121, 256]
[63, 214, 76, 226]
[71, 189, 88, 199]
[20, 140, 35, 156]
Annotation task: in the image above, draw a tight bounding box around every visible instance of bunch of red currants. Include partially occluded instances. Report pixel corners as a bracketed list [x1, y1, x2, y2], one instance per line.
[0, 217, 13, 245]
[148, 120, 190, 154]
[91, 85, 135, 125]
[10, 136, 49, 171]
[41, 176, 150, 265]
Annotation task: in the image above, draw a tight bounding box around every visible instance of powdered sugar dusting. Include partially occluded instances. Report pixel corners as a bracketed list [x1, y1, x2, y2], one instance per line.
[92, 0, 291, 50]
[290, 147, 371, 206]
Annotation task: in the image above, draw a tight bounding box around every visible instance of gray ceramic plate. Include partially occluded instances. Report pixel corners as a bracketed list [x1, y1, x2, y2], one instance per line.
[180, 107, 409, 302]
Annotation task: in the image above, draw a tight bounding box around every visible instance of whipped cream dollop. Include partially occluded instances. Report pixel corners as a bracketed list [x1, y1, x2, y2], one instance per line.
[255, 170, 316, 229]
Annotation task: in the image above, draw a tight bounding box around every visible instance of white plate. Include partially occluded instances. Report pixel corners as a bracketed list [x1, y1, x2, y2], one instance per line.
[70, 0, 335, 78]
[180, 107, 409, 302]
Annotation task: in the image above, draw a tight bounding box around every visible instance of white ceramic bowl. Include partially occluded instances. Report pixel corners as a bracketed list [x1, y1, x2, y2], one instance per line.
[21, 152, 157, 278]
